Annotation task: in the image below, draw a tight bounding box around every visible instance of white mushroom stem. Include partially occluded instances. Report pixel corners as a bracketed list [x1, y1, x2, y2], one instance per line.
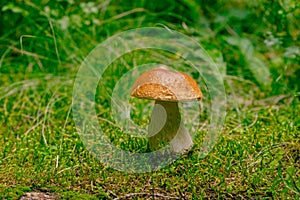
[148, 100, 193, 152]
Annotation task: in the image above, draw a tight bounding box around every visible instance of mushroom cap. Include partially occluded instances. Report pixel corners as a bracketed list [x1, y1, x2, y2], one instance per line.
[131, 66, 202, 102]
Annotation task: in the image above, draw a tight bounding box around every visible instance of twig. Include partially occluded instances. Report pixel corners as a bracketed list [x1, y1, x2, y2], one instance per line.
[20, 35, 36, 56]
[56, 165, 79, 174]
[24, 120, 43, 136]
[178, 189, 187, 200]
[48, 18, 61, 64]
[113, 192, 181, 200]
[107, 190, 118, 199]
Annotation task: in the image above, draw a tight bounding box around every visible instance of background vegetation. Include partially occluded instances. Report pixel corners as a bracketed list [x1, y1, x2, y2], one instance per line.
[0, 0, 299, 199]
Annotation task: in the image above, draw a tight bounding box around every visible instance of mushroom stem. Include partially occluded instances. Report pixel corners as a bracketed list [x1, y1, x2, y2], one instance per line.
[148, 100, 193, 152]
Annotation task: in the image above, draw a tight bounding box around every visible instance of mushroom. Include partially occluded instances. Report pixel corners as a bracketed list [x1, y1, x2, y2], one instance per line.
[131, 66, 202, 153]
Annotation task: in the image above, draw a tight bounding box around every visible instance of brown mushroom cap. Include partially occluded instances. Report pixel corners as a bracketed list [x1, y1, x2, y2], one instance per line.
[131, 66, 202, 102]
